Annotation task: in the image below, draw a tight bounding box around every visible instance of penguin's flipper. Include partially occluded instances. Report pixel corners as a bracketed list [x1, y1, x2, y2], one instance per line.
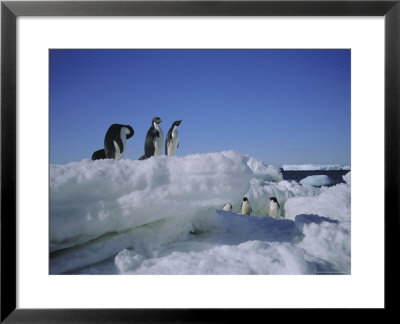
[177, 141, 179, 148]
[138, 154, 146, 160]
[153, 129, 160, 137]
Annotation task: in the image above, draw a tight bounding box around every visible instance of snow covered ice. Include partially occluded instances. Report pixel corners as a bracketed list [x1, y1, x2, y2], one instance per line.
[282, 164, 349, 171]
[299, 175, 333, 187]
[50, 151, 351, 275]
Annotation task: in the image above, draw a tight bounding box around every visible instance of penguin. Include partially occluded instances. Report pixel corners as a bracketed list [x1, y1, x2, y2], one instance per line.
[240, 197, 252, 216]
[268, 197, 280, 219]
[138, 117, 163, 160]
[222, 203, 232, 211]
[165, 120, 182, 156]
[92, 124, 134, 160]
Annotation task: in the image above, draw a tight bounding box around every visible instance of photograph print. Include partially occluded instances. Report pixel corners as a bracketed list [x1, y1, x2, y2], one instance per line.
[49, 49, 351, 275]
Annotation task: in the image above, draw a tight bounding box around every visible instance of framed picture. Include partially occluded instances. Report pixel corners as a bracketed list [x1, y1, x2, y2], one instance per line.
[1, 0, 398, 322]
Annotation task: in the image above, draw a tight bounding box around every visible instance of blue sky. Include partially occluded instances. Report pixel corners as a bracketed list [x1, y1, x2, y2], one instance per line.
[50, 49, 350, 166]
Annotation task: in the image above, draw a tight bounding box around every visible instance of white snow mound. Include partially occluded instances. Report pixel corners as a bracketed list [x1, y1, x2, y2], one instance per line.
[243, 155, 283, 182]
[50, 151, 253, 250]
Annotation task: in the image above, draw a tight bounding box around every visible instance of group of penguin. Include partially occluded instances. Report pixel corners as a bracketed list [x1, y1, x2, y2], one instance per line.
[91, 119, 281, 219]
[222, 196, 281, 219]
[91, 117, 182, 161]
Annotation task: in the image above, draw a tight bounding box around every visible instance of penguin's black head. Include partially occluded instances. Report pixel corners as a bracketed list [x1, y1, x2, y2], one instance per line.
[243, 197, 248, 202]
[108, 124, 134, 139]
[125, 125, 134, 139]
[269, 197, 278, 202]
[152, 117, 162, 125]
[173, 120, 182, 127]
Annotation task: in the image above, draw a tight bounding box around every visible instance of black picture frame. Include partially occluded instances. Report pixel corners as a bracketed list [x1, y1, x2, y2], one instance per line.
[1, 0, 399, 322]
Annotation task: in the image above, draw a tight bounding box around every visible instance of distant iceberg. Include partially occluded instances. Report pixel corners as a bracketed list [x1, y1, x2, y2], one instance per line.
[300, 175, 333, 187]
[282, 164, 350, 171]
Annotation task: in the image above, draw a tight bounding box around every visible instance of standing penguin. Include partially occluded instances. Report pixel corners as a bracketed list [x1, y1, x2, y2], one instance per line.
[92, 124, 134, 160]
[165, 120, 182, 156]
[268, 197, 280, 219]
[240, 197, 252, 216]
[138, 117, 163, 160]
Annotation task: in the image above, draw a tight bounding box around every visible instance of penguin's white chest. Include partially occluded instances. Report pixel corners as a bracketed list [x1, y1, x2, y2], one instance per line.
[113, 127, 128, 160]
[167, 126, 179, 156]
[269, 201, 280, 219]
[154, 124, 164, 156]
[241, 201, 251, 216]
[223, 203, 232, 211]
